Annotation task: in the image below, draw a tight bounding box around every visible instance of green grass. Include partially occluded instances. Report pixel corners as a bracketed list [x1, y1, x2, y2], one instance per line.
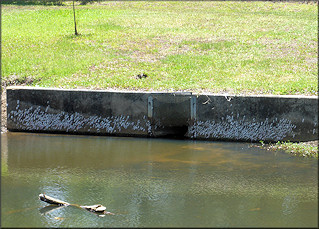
[260, 141, 318, 158]
[1, 1, 318, 95]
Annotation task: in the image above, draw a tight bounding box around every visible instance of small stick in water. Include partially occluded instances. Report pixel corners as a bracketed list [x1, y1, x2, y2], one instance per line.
[38, 193, 114, 215]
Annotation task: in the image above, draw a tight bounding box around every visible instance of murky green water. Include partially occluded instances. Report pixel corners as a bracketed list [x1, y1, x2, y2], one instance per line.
[1, 132, 318, 227]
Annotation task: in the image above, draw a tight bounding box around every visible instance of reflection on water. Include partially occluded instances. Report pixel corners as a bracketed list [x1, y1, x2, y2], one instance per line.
[1, 132, 318, 227]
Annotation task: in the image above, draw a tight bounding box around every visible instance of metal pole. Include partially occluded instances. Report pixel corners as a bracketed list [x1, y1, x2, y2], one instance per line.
[73, 0, 78, 35]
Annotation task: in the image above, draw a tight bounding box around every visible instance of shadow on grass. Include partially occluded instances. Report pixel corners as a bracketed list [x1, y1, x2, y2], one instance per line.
[1, 0, 98, 6]
[62, 33, 95, 40]
[1, 0, 64, 5]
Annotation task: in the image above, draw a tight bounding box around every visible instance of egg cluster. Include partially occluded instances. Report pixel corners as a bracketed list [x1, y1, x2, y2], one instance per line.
[8, 101, 150, 134]
[188, 114, 296, 141]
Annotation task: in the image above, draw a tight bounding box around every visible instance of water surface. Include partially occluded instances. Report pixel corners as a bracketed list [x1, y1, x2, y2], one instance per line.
[1, 132, 318, 227]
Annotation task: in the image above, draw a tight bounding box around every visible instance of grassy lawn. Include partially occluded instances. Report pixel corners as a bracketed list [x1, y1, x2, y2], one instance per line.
[1, 1, 318, 95]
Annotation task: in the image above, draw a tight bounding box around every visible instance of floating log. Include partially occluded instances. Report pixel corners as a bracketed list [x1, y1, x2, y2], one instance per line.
[39, 193, 70, 206]
[38, 193, 114, 215]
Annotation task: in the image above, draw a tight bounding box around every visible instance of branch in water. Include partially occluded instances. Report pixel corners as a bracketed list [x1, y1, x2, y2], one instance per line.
[38, 193, 114, 215]
[39, 193, 70, 206]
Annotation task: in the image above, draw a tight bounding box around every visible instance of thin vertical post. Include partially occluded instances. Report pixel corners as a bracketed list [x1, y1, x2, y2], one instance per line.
[73, 0, 78, 36]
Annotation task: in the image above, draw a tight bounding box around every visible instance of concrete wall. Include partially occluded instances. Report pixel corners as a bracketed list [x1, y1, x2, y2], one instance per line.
[6, 86, 318, 142]
[186, 94, 318, 142]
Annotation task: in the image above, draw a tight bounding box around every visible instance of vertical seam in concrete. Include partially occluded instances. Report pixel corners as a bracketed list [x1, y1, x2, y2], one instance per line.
[148, 96, 153, 119]
[190, 96, 196, 121]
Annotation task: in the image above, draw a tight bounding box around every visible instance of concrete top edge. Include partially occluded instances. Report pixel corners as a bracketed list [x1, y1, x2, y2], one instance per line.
[197, 93, 318, 99]
[6, 86, 156, 94]
[6, 86, 192, 95]
[6, 86, 318, 99]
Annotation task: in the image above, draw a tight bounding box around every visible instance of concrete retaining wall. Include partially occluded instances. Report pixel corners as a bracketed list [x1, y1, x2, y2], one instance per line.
[6, 86, 318, 142]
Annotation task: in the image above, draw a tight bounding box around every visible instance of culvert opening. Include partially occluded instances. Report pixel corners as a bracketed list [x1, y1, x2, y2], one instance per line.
[160, 125, 189, 139]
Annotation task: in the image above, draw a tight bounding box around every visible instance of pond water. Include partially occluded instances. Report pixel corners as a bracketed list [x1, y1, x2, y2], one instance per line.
[1, 132, 318, 227]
